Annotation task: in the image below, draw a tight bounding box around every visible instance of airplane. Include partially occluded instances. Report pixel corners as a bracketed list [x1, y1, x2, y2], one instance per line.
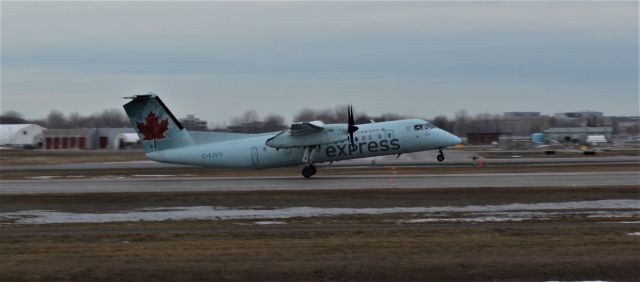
[123, 93, 462, 178]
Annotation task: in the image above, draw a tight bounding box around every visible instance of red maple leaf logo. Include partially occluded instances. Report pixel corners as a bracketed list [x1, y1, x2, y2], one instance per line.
[136, 112, 169, 141]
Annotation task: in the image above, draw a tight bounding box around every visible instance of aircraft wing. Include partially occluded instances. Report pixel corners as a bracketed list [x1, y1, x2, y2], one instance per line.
[265, 121, 347, 148]
[290, 121, 325, 136]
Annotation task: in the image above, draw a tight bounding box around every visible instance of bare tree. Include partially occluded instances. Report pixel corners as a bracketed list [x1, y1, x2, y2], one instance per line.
[231, 110, 259, 126]
[453, 110, 470, 136]
[432, 115, 453, 132]
[376, 113, 408, 122]
[46, 110, 67, 128]
[262, 114, 287, 132]
[0, 110, 28, 124]
[226, 110, 286, 133]
[93, 109, 129, 127]
[294, 105, 407, 124]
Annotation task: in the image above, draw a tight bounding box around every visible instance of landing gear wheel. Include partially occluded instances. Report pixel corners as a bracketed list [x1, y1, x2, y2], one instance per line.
[437, 150, 445, 162]
[302, 165, 317, 179]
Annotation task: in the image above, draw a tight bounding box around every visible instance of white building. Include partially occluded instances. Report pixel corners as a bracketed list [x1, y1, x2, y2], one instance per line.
[113, 133, 140, 149]
[0, 124, 46, 147]
[43, 128, 136, 150]
[544, 127, 613, 143]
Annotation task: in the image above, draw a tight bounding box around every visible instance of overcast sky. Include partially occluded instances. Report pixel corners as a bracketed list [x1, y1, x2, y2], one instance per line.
[1, 1, 638, 124]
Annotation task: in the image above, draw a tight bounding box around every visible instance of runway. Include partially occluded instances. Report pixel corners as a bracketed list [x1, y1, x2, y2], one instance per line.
[2, 155, 638, 171]
[1, 171, 637, 194]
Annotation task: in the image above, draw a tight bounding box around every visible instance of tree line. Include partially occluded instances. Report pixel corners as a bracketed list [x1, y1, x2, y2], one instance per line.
[0, 107, 614, 136]
[0, 109, 130, 128]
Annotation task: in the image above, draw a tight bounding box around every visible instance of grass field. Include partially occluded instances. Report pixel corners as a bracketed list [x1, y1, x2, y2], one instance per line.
[2, 217, 639, 282]
[2, 186, 638, 212]
[1, 187, 639, 281]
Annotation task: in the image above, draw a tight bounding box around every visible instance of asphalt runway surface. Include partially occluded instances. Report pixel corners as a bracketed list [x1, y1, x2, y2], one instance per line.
[2, 153, 638, 171]
[1, 171, 638, 194]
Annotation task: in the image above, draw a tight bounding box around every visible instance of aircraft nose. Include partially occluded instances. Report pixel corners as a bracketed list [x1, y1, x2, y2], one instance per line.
[437, 129, 461, 147]
[449, 133, 462, 146]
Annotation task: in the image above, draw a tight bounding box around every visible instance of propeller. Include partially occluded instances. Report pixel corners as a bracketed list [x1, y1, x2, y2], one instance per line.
[347, 105, 359, 146]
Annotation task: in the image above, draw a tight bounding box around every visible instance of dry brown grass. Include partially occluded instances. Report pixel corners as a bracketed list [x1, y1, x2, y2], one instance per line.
[1, 221, 639, 282]
[2, 186, 639, 281]
[2, 186, 638, 213]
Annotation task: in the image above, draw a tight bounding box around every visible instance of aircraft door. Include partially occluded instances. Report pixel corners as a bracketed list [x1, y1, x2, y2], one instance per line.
[251, 147, 259, 166]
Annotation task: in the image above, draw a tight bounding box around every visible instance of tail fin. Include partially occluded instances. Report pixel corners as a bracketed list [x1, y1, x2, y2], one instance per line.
[123, 93, 195, 152]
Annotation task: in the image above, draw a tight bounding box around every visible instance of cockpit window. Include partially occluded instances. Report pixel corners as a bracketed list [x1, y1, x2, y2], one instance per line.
[424, 123, 436, 129]
[415, 123, 436, 130]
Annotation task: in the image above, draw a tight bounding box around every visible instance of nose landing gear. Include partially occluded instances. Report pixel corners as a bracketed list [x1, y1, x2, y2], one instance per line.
[437, 149, 445, 162]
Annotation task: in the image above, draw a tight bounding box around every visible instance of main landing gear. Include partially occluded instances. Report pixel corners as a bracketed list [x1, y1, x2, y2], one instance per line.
[437, 149, 445, 162]
[301, 145, 319, 178]
[302, 164, 317, 179]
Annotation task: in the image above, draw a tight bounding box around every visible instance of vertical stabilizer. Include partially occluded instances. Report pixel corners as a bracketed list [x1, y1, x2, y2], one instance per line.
[123, 94, 195, 152]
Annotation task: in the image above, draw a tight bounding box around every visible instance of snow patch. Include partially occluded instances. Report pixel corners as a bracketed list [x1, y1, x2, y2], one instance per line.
[402, 217, 536, 223]
[24, 176, 58, 180]
[1, 199, 638, 225]
[254, 221, 287, 225]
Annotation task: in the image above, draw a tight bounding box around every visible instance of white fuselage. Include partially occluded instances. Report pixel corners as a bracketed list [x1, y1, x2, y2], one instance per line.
[147, 119, 460, 169]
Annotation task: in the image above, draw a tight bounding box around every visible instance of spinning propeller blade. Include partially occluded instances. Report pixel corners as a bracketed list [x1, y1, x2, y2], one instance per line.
[347, 105, 359, 146]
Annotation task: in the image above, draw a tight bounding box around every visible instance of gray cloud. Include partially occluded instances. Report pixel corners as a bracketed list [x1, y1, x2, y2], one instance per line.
[2, 1, 638, 123]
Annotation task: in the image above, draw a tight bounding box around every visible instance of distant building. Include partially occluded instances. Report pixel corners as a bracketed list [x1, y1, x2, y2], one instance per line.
[0, 124, 46, 148]
[503, 112, 541, 119]
[502, 112, 547, 136]
[543, 127, 613, 143]
[43, 128, 136, 150]
[611, 116, 640, 136]
[467, 132, 503, 145]
[553, 111, 603, 120]
[180, 114, 208, 131]
[113, 133, 142, 149]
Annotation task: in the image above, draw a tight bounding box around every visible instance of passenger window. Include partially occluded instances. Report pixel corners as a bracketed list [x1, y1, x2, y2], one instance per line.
[414, 124, 423, 130]
[378, 134, 382, 139]
[368, 135, 373, 140]
[387, 133, 392, 138]
[355, 137, 359, 142]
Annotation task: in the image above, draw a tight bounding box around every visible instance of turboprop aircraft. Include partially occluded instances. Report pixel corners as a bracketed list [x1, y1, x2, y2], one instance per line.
[123, 94, 461, 178]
